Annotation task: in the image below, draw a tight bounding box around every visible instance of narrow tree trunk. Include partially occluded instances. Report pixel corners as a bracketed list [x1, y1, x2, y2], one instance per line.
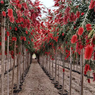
[49, 56, 51, 75]
[1, 17, 5, 95]
[12, 41, 16, 95]
[23, 45, 24, 79]
[80, 49, 84, 95]
[17, 54, 19, 90]
[17, 46, 21, 90]
[52, 56, 54, 78]
[7, 35, 9, 95]
[69, 47, 72, 95]
[54, 50, 57, 82]
[61, 53, 65, 94]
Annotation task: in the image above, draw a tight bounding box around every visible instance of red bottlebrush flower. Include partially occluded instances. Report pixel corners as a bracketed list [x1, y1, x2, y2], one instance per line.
[23, 37, 26, 41]
[62, 33, 64, 36]
[5, 37, 7, 41]
[31, 32, 33, 35]
[69, 12, 76, 22]
[87, 79, 90, 83]
[26, 49, 28, 51]
[81, 12, 84, 16]
[7, 31, 10, 36]
[76, 5, 79, 8]
[20, 36, 23, 40]
[28, 41, 30, 44]
[1, 0, 4, 4]
[8, 9, 13, 17]
[9, 17, 14, 23]
[14, 37, 17, 41]
[86, 24, 92, 31]
[10, 26, 12, 30]
[0, 42, 2, 46]
[76, 11, 80, 18]
[89, 0, 95, 9]
[84, 64, 91, 75]
[2, 11, 6, 17]
[31, 38, 33, 42]
[18, 4, 22, 9]
[25, 31, 28, 34]
[71, 34, 77, 44]
[84, 45, 93, 60]
[15, 27, 17, 31]
[57, 33, 59, 35]
[12, 37, 17, 41]
[93, 73, 95, 81]
[63, 68, 65, 72]
[78, 27, 84, 36]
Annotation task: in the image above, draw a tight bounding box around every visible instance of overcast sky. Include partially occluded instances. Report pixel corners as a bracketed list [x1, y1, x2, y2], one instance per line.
[32, 0, 58, 18]
[39, 0, 54, 8]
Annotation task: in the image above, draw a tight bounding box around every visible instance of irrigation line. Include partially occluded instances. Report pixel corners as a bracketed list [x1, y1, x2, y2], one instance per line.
[52, 62, 93, 79]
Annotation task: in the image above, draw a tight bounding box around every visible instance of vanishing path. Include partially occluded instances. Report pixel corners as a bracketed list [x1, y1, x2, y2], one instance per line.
[18, 59, 59, 95]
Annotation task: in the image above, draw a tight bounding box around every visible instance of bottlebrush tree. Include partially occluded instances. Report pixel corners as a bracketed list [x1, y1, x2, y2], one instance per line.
[38, 0, 95, 82]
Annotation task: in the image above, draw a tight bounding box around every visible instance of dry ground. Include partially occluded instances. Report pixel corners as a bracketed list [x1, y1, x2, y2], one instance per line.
[18, 59, 59, 95]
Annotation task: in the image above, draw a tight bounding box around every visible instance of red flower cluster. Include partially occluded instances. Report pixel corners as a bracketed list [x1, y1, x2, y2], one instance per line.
[84, 64, 91, 75]
[8, 9, 14, 23]
[86, 24, 92, 31]
[78, 27, 84, 36]
[62, 33, 64, 36]
[18, 4, 22, 9]
[63, 68, 65, 72]
[2, 11, 6, 17]
[12, 37, 17, 41]
[28, 41, 30, 44]
[8, 9, 13, 17]
[20, 36, 26, 41]
[76, 11, 80, 18]
[84, 45, 93, 60]
[0, 42, 2, 46]
[89, 0, 95, 9]
[15, 27, 18, 31]
[23, 37, 26, 41]
[26, 31, 28, 34]
[71, 34, 77, 44]
[0, 0, 4, 4]
[7, 31, 10, 36]
[87, 79, 90, 83]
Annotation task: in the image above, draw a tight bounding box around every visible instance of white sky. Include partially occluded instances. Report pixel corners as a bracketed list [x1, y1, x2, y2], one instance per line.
[32, 0, 58, 18]
[39, 0, 54, 8]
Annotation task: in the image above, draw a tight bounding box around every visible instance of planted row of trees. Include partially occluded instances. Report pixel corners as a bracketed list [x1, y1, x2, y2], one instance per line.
[0, 0, 95, 95]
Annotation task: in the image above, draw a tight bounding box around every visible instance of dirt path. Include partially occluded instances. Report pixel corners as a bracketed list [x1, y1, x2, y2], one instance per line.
[18, 60, 59, 95]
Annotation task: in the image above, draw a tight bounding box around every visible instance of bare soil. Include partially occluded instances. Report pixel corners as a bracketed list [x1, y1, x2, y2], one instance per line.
[18, 59, 59, 95]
